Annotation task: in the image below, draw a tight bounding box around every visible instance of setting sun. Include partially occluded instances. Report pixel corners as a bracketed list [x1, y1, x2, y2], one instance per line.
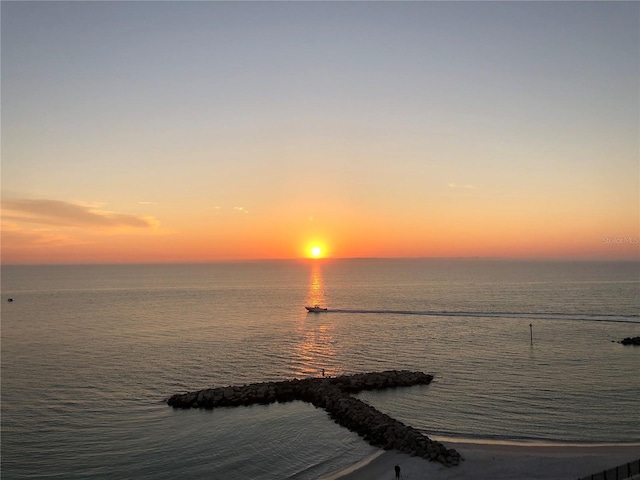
[311, 246, 322, 258]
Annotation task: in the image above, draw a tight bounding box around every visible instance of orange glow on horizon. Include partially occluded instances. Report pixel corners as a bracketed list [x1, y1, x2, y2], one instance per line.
[1, 199, 638, 263]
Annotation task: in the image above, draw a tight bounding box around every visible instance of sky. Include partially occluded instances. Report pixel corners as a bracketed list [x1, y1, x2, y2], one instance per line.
[2, 1, 639, 263]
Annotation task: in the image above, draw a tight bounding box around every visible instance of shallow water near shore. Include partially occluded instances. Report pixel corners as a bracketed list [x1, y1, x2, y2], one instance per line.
[2, 259, 639, 479]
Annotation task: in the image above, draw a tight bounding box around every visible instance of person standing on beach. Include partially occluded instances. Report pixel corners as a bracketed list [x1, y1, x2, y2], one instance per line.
[394, 463, 401, 479]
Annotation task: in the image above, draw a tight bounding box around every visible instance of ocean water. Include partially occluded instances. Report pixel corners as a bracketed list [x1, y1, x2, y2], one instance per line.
[1, 259, 639, 479]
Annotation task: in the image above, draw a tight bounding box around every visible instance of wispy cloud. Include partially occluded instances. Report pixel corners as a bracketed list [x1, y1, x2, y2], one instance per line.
[2, 198, 159, 228]
[233, 206, 249, 214]
[1, 222, 88, 247]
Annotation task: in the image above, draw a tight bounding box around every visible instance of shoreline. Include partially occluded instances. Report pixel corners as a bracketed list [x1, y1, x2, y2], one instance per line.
[319, 440, 640, 480]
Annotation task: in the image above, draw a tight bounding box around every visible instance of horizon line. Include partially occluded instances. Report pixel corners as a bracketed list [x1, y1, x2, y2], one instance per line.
[2, 255, 639, 267]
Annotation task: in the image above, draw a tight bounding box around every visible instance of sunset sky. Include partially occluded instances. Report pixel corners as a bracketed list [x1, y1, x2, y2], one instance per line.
[2, 1, 638, 263]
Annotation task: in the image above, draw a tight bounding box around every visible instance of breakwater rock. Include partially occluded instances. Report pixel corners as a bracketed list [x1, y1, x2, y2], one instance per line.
[619, 336, 640, 346]
[168, 370, 461, 466]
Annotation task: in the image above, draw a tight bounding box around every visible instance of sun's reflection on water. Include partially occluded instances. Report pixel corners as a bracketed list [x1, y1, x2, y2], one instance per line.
[290, 262, 341, 378]
[306, 261, 326, 307]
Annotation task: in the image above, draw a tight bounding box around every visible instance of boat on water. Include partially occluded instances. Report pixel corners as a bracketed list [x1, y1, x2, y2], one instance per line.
[305, 304, 328, 312]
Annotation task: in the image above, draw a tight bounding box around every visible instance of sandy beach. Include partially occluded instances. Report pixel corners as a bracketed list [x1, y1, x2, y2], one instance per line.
[320, 442, 640, 480]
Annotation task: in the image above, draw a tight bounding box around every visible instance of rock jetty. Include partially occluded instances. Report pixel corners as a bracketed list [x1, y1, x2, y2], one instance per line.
[619, 336, 640, 346]
[168, 370, 461, 466]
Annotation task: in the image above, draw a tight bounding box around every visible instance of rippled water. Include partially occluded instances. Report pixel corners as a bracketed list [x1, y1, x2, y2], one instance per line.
[2, 260, 639, 479]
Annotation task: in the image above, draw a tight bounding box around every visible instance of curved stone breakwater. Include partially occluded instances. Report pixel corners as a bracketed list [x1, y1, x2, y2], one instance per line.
[167, 370, 461, 467]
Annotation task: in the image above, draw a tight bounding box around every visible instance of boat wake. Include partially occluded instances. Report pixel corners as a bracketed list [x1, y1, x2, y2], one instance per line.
[326, 309, 640, 324]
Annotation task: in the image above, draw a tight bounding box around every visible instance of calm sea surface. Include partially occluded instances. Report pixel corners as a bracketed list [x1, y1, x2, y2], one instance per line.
[2, 259, 639, 479]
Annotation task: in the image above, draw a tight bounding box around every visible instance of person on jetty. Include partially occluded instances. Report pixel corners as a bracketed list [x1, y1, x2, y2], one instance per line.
[394, 463, 402, 479]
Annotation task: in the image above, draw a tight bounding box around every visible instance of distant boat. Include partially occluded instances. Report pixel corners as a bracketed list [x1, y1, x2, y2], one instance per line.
[305, 304, 328, 312]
